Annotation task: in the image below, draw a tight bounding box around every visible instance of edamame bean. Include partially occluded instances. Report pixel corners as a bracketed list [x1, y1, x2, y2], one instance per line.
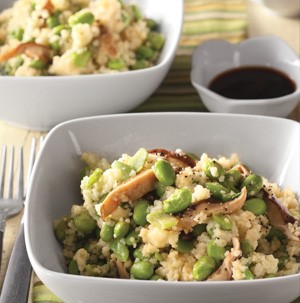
[146, 210, 178, 230]
[163, 188, 192, 214]
[156, 182, 166, 197]
[241, 240, 253, 257]
[130, 261, 154, 280]
[192, 256, 216, 281]
[133, 247, 146, 260]
[150, 274, 163, 280]
[244, 267, 254, 280]
[110, 239, 129, 262]
[46, 14, 60, 29]
[147, 32, 165, 51]
[10, 27, 24, 41]
[153, 159, 175, 186]
[29, 59, 47, 70]
[133, 199, 149, 226]
[128, 148, 148, 172]
[131, 59, 149, 70]
[136, 46, 156, 61]
[114, 221, 130, 238]
[72, 50, 91, 68]
[176, 237, 194, 253]
[243, 198, 267, 216]
[212, 214, 233, 230]
[54, 219, 68, 242]
[192, 223, 207, 237]
[146, 18, 157, 30]
[68, 259, 79, 275]
[207, 240, 226, 262]
[278, 255, 289, 270]
[52, 24, 70, 35]
[108, 58, 125, 70]
[125, 230, 141, 246]
[130, 4, 142, 20]
[69, 11, 95, 26]
[85, 167, 102, 189]
[100, 223, 114, 242]
[266, 227, 285, 241]
[241, 174, 263, 196]
[206, 182, 231, 202]
[112, 160, 133, 181]
[224, 169, 242, 188]
[203, 160, 225, 181]
[74, 213, 96, 233]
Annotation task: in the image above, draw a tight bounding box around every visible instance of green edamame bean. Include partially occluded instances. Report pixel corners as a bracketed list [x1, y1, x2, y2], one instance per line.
[176, 237, 194, 253]
[241, 174, 263, 196]
[163, 188, 192, 214]
[192, 256, 216, 281]
[46, 14, 60, 29]
[133, 246, 146, 260]
[54, 219, 68, 242]
[156, 182, 166, 197]
[112, 160, 132, 181]
[146, 18, 157, 30]
[130, 261, 154, 280]
[192, 223, 207, 237]
[10, 27, 24, 41]
[131, 59, 149, 70]
[136, 46, 156, 61]
[74, 213, 96, 233]
[153, 159, 175, 186]
[241, 240, 253, 257]
[243, 198, 267, 216]
[72, 50, 91, 68]
[130, 4, 142, 20]
[113, 221, 130, 238]
[127, 148, 148, 172]
[224, 169, 242, 188]
[85, 168, 102, 189]
[212, 214, 233, 230]
[52, 24, 70, 35]
[244, 267, 254, 280]
[29, 59, 47, 70]
[206, 182, 231, 202]
[107, 58, 125, 70]
[207, 240, 226, 262]
[203, 160, 225, 181]
[146, 210, 178, 230]
[125, 230, 141, 246]
[133, 199, 149, 226]
[15, 57, 24, 69]
[266, 227, 285, 241]
[68, 259, 79, 275]
[110, 239, 129, 262]
[147, 32, 165, 51]
[69, 11, 95, 26]
[150, 274, 163, 280]
[278, 255, 289, 270]
[100, 223, 114, 242]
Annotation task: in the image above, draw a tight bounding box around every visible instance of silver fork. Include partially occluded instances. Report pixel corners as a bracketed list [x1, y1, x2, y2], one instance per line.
[0, 145, 24, 265]
[0, 137, 43, 303]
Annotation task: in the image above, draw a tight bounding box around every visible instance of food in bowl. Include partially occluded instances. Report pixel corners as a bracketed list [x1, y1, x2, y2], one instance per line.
[54, 147, 300, 281]
[0, 0, 165, 76]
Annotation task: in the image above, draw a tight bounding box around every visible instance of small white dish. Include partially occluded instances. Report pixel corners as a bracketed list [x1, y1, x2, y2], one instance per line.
[0, 0, 183, 131]
[254, 0, 300, 18]
[190, 36, 300, 117]
[25, 112, 300, 303]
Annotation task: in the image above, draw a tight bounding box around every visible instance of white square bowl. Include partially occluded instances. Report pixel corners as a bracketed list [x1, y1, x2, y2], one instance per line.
[25, 113, 300, 303]
[0, 0, 183, 131]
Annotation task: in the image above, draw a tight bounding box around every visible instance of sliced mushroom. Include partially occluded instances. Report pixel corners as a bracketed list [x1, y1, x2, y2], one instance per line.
[233, 164, 251, 178]
[148, 148, 196, 169]
[0, 42, 51, 63]
[41, 0, 54, 13]
[178, 187, 247, 231]
[100, 169, 156, 220]
[263, 188, 300, 241]
[115, 259, 130, 279]
[207, 237, 241, 281]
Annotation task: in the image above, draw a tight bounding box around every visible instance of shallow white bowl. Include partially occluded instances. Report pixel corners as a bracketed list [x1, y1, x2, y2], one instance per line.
[191, 36, 300, 117]
[0, 0, 183, 131]
[257, 0, 300, 17]
[25, 112, 300, 303]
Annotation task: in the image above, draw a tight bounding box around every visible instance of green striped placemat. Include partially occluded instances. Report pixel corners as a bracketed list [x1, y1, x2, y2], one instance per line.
[29, 1, 299, 303]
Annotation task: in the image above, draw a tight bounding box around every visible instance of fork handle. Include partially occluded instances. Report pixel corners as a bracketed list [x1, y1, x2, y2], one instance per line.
[0, 217, 5, 266]
[0, 223, 32, 303]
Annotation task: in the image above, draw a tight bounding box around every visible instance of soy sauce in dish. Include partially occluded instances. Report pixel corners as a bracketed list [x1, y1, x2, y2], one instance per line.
[208, 66, 296, 99]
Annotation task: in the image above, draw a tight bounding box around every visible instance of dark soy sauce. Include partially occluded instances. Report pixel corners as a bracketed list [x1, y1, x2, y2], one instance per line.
[208, 66, 296, 99]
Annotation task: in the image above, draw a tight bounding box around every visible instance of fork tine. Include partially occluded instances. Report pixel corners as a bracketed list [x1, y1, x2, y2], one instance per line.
[25, 138, 36, 198]
[7, 146, 14, 199]
[17, 147, 24, 200]
[0, 145, 6, 198]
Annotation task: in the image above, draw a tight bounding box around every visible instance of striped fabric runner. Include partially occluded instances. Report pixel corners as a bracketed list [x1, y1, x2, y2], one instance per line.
[30, 1, 296, 303]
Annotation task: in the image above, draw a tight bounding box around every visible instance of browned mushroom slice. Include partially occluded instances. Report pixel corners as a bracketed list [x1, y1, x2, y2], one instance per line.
[100, 169, 156, 220]
[148, 148, 196, 168]
[0, 42, 51, 63]
[263, 188, 300, 241]
[41, 0, 54, 13]
[233, 164, 251, 178]
[115, 259, 130, 279]
[178, 187, 247, 231]
[207, 237, 241, 281]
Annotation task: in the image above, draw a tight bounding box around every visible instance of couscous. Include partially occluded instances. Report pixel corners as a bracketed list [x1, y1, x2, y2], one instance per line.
[0, 0, 165, 76]
[54, 148, 300, 281]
